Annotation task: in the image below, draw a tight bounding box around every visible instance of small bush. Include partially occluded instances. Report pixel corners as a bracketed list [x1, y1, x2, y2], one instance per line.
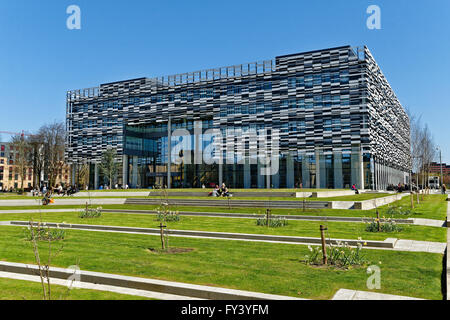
[256, 216, 288, 228]
[304, 240, 369, 268]
[24, 225, 66, 241]
[385, 205, 412, 216]
[79, 207, 102, 218]
[365, 218, 403, 233]
[157, 211, 180, 222]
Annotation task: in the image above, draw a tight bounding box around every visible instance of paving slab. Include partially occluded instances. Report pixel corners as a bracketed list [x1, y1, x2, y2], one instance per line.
[413, 218, 446, 227]
[332, 289, 423, 300]
[393, 240, 446, 254]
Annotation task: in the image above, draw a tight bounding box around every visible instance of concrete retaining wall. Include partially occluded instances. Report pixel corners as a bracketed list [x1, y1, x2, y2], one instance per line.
[0, 261, 301, 300]
[310, 190, 356, 198]
[74, 192, 150, 197]
[102, 209, 414, 224]
[353, 193, 409, 210]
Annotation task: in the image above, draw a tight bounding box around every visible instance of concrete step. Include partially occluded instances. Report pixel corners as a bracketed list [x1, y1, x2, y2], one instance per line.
[124, 198, 329, 209]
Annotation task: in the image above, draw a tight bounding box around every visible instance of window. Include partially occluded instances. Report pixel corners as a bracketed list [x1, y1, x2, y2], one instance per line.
[340, 70, 349, 84]
[288, 78, 296, 89]
[305, 75, 313, 88]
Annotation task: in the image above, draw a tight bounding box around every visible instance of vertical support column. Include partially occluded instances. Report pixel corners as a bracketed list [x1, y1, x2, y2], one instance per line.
[350, 145, 363, 189]
[286, 153, 294, 189]
[302, 155, 310, 188]
[359, 149, 364, 190]
[244, 156, 251, 189]
[315, 149, 321, 189]
[271, 155, 279, 189]
[131, 156, 138, 188]
[122, 155, 128, 188]
[94, 163, 99, 190]
[319, 153, 326, 189]
[167, 116, 172, 189]
[334, 152, 343, 189]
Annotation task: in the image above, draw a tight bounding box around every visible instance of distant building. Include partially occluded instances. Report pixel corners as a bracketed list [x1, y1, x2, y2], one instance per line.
[0, 156, 33, 190]
[0, 142, 71, 190]
[429, 162, 450, 176]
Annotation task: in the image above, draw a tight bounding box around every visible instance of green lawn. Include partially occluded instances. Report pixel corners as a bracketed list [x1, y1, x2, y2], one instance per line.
[0, 277, 151, 300]
[0, 211, 445, 242]
[0, 226, 443, 300]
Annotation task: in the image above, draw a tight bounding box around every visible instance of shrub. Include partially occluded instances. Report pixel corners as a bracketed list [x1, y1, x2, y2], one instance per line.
[304, 239, 369, 268]
[24, 224, 66, 241]
[79, 206, 102, 218]
[256, 216, 288, 228]
[157, 211, 180, 222]
[385, 205, 412, 216]
[365, 218, 403, 233]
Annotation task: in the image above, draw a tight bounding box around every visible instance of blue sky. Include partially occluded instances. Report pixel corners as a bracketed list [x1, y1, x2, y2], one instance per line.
[0, 0, 449, 162]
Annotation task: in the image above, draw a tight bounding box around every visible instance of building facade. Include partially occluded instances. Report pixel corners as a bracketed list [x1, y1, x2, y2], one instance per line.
[0, 142, 71, 190]
[0, 156, 33, 190]
[66, 45, 411, 190]
[429, 162, 450, 176]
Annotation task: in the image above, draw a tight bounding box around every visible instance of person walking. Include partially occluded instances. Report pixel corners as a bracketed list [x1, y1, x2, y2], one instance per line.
[442, 184, 447, 195]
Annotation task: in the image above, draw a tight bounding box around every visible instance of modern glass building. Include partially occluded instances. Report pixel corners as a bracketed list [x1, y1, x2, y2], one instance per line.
[66, 45, 411, 190]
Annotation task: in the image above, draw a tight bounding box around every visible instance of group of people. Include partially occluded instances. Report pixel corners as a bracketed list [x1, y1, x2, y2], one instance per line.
[209, 183, 232, 197]
[30, 185, 79, 197]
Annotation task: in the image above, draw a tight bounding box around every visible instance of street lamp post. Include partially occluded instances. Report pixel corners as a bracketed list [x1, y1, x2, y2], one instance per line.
[437, 146, 443, 190]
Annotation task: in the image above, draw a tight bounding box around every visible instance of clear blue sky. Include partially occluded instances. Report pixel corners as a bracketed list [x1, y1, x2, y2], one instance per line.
[0, 0, 449, 163]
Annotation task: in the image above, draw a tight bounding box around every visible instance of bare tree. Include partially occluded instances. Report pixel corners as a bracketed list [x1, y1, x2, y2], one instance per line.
[39, 122, 65, 188]
[10, 135, 31, 193]
[75, 162, 90, 190]
[99, 148, 119, 189]
[28, 133, 45, 189]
